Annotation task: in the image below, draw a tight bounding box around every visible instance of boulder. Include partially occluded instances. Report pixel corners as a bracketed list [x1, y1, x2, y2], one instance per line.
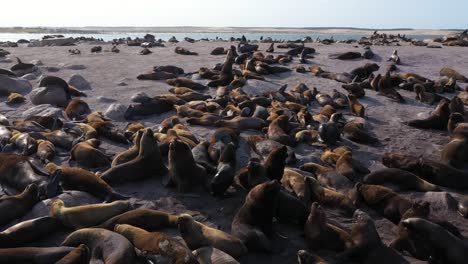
[22, 104, 64, 119]
[68, 74, 91, 90]
[29, 86, 69, 107]
[40, 37, 75, 47]
[104, 103, 128, 120]
[0, 74, 32, 95]
[130, 92, 151, 103]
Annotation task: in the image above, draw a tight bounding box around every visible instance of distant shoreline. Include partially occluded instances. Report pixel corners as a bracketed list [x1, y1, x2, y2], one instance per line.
[0, 26, 462, 36]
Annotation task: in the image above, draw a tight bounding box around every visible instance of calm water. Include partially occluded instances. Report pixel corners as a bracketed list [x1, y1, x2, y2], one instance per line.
[0, 32, 439, 42]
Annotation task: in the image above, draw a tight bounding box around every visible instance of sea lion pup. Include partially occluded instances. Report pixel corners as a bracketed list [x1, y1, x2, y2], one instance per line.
[388, 50, 401, 64]
[100, 128, 168, 184]
[377, 72, 405, 102]
[382, 153, 468, 189]
[0, 184, 40, 226]
[211, 143, 236, 196]
[342, 119, 379, 145]
[267, 115, 296, 147]
[231, 180, 280, 252]
[266, 43, 274, 53]
[356, 183, 412, 224]
[339, 211, 409, 264]
[363, 168, 440, 192]
[62, 228, 136, 264]
[50, 199, 130, 229]
[0, 216, 62, 248]
[45, 162, 126, 202]
[98, 209, 178, 231]
[405, 99, 450, 130]
[304, 202, 352, 251]
[175, 46, 198, 55]
[335, 151, 370, 182]
[297, 250, 329, 264]
[65, 98, 91, 120]
[0, 247, 75, 263]
[114, 224, 197, 264]
[348, 94, 364, 117]
[111, 130, 143, 167]
[318, 113, 342, 145]
[193, 247, 240, 264]
[166, 78, 208, 91]
[178, 214, 247, 258]
[70, 139, 111, 169]
[55, 244, 90, 264]
[440, 67, 468, 81]
[36, 139, 55, 163]
[402, 218, 468, 264]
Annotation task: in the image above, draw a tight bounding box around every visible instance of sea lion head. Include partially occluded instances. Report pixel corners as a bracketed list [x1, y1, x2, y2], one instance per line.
[177, 213, 194, 228]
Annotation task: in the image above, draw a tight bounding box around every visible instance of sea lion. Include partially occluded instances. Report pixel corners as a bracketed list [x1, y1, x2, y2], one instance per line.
[402, 218, 468, 264]
[166, 78, 208, 91]
[207, 49, 235, 87]
[335, 151, 370, 182]
[6, 93, 25, 104]
[267, 115, 296, 146]
[441, 137, 468, 169]
[280, 168, 311, 204]
[329, 51, 361, 60]
[0, 184, 40, 226]
[10, 131, 37, 156]
[388, 50, 401, 64]
[440, 67, 468, 81]
[178, 214, 247, 258]
[275, 189, 308, 225]
[193, 247, 240, 264]
[348, 94, 365, 117]
[414, 84, 444, 105]
[297, 250, 329, 264]
[318, 113, 342, 145]
[70, 139, 111, 169]
[349, 63, 380, 81]
[0, 216, 62, 248]
[356, 183, 412, 224]
[54, 244, 90, 264]
[65, 98, 91, 120]
[165, 139, 207, 192]
[175, 47, 198, 55]
[111, 130, 143, 167]
[378, 72, 405, 102]
[36, 139, 55, 163]
[264, 146, 288, 181]
[211, 143, 236, 196]
[215, 116, 265, 131]
[100, 128, 168, 184]
[342, 121, 379, 145]
[114, 224, 197, 264]
[50, 199, 130, 229]
[304, 202, 352, 251]
[62, 228, 136, 264]
[405, 99, 450, 130]
[231, 180, 280, 252]
[0, 247, 74, 264]
[339, 211, 408, 264]
[98, 208, 178, 231]
[45, 162, 126, 202]
[363, 168, 440, 192]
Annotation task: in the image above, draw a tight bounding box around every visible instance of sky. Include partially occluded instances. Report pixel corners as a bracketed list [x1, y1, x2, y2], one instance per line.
[1, 0, 467, 29]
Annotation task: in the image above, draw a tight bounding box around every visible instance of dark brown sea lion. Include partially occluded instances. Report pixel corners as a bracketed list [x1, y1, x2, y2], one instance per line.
[178, 214, 247, 258]
[70, 139, 111, 169]
[378, 72, 405, 102]
[166, 78, 208, 91]
[350, 63, 380, 81]
[405, 99, 450, 130]
[0, 184, 39, 226]
[54, 244, 90, 264]
[264, 146, 288, 181]
[304, 202, 352, 251]
[165, 139, 207, 192]
[111, 130, 143, 167]
[211, 143, 236, 196]
[329, 51, 362, 60]
[267, 115, 296, 146]
[0, 216, 62, 248]
[231, 180, 280, 252]
[342, 120, 379, 145]
[402, 218, 468, 264]
[62, 228, 137, 264]
[356, 183, 412, 224]
[114, 224, 197, 264]
[45, 162, 126, 202]
[363, 168, 440, 192]
[0, 247, 74, 263]
[6, 93, 25, 105]
[98, 209, 178, 231]
[335, 151, 370, 182]
[124, 98, 174, 120]
[175, 47, 198, 55]
[208, 49, 235, 87]
[441, 137, 468, 169]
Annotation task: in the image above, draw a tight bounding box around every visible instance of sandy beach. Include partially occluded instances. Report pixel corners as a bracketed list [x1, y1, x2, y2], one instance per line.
[0, 39, 468, 263]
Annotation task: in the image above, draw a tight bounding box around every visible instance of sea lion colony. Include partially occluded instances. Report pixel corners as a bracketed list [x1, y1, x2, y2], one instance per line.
[0, 31, 467, 263]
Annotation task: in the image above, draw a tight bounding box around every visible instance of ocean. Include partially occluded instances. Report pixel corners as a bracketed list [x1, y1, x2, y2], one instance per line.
[0, 32, 440, 42]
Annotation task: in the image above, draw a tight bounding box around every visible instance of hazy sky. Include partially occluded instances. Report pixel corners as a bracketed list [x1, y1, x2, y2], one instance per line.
[2, 0, 467, 29]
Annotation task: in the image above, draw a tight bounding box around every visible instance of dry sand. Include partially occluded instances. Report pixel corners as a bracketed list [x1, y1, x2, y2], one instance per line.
[0, 41, 467, 263]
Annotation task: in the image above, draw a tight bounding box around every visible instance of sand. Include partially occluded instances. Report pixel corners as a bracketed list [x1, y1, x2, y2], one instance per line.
[0, 41, 467, 263]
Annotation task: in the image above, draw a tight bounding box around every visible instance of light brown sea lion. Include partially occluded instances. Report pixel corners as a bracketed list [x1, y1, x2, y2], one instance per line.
[10, 131, 38, 156]
[50, 199, 130, 229]
[6, 93, 25, 104]
[307, 177, 356, 216]
[0, 247, 74, 263]
[175, 105, 204, 118]
[36, 139, 55, 163]
[335, 151, 370, 182]
[405, 99, 450, 130]
[62, 228, 136, 264]
[363, 168, 440, 192]
[65, 98, 91, 120]
[98, 208, 178, 231]
[280, 168, 311, 204]
[441, 137, 468, 169]
[45, 162, 126, 202]
[0, 216, 62, 248]
[178, 214, 247, 258]
[304, 202, 352, 251]
[100, 128, 168, 184]
[338, 211, 409, 264]
[186, 113, 222, 127]
[348, 94, 365, 117]
[215, 116, 265, 131]
[111, 130, 143, 167]
[70, 139, 110, 169]
[342, 121, 379, 145]
[55, 244, 90, 264]
[193, 247, 240, 264]
[297, 249, 329, 264]
[231, 180, 280, 252]
[402, 218, 468, 264]
[267, 115, 296, 146]
[440, 67, 468, 81]
[356, 183, 412, 224]
[0, 184, 40, 226]
[158, 116, 182, 133]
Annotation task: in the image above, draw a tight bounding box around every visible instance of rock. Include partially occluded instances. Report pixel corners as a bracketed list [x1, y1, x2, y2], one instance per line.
[22, 104, 64, 119]
[0, 74, 33, 95]
[21, 73, 39, 81]
[97, 96, 117, 103]
[29, 86, 69, 107]
[130, 92, 151, 103]
[46, 67, 60, 72]
[68, 74, 91, 90]
[65, 64, 86, 70]
[117, 82, 127, 86]
[191, 74, 202, 80]
[0, 58, 12, 63]
[104, 103, 128, 120]
[30, 59, 44, 66]
[242, 80, 283, 96]
[40, 37, 75, 47]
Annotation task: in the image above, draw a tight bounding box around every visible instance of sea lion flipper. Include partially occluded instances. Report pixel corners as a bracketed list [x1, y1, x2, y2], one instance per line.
[28, 158, 50, 176]
[45, 170, 63, 198]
